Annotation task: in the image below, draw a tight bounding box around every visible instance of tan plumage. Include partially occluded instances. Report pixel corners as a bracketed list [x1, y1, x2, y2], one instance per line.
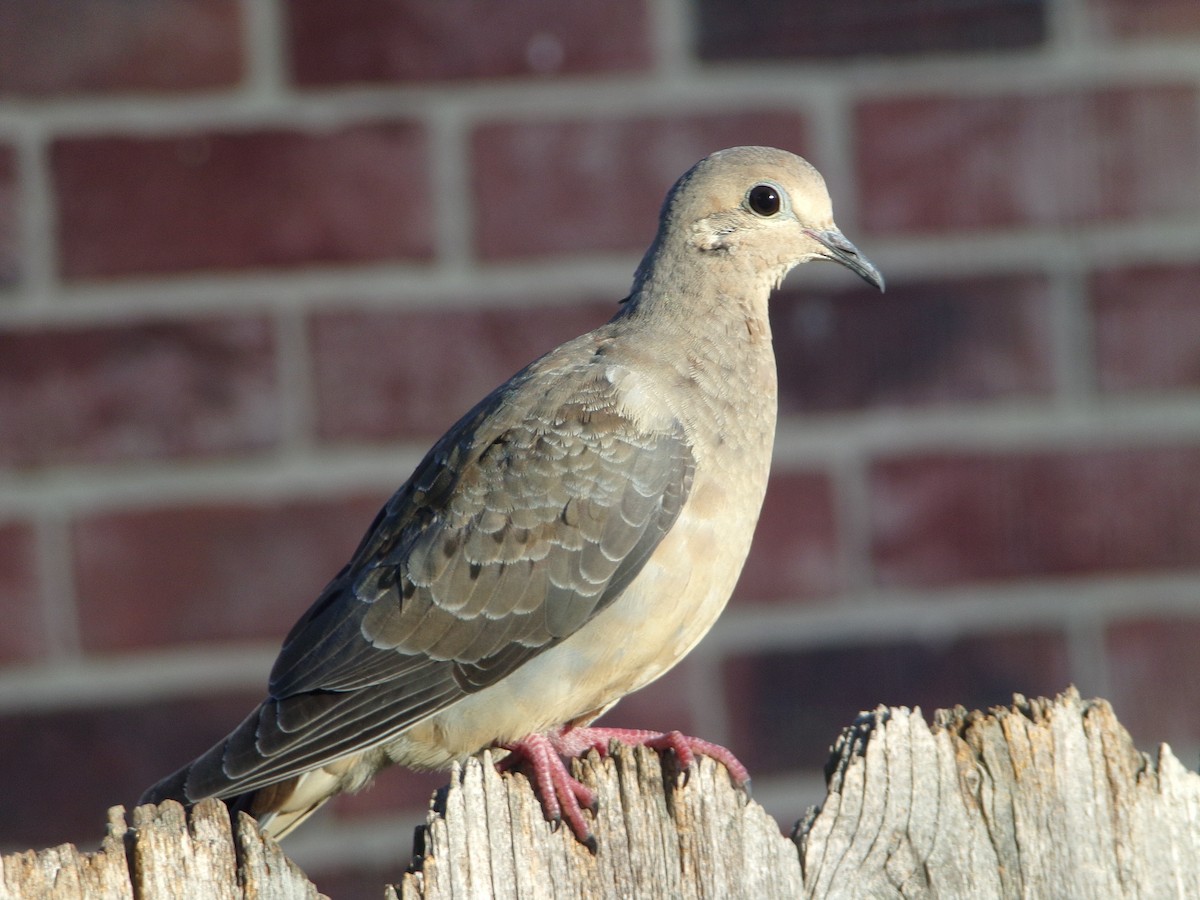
[141, 146, 883, 841]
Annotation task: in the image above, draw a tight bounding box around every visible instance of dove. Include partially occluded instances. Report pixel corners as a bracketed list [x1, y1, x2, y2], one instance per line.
[141, 146, 884, 847]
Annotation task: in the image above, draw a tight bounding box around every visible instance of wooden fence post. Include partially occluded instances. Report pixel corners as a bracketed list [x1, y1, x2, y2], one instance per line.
[4, 688, 1198, 899]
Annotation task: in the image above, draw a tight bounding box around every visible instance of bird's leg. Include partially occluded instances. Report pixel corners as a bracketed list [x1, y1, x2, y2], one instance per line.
[496, 732, 600, 850]
[497, 725, 751, 849]
[555, 726, 751, 789]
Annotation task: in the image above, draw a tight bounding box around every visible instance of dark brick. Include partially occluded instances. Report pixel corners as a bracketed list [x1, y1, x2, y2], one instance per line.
[472, 114, 808, 260]
[872, 447, 1200, 586]
[53, 126, 432, 278]
[857, 87, 1200, 235]
[308, 864, 411, 900]
[0, 523, 44, 665]
[310, 301, 614, 445]
[0, 691, 260, 851]
[736, 471, 840, 604]
[1089, 0, 1200, 38]
[0, 0, 243, 95]
[723, 630, 1071, 775]
[698, 0, 1046, 61]
[328, 765, 447, 823]
[0, 318, 279, 469]
[0, 144, 16, 285]
[773, 274, 1055, 413]
[1091, 262, 1200, 393]
[1106, 617, 1200, 752]
[287, 0, 651, 86]
[73, 494, 385, 651]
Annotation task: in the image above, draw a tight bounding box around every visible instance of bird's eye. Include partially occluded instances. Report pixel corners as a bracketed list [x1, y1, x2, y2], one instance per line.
[747, 184, 782, 217]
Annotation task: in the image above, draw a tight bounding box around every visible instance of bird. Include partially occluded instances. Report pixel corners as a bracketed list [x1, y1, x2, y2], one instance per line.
[141, 146, 884, 848]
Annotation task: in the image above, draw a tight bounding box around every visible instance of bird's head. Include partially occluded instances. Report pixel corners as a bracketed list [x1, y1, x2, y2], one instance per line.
[643, 146, 885, 295]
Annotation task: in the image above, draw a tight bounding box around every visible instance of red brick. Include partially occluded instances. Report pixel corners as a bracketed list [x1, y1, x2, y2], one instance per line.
[0, 318, 278, 469]
[0, 523, 45, 665]
[472, 114, 809, 260]
[310, 301, 614, 445]
[328, 765, 446, 823]
[0, 144, 16, 285]
[857, 87, 1200, 235]
[286, 0, 651, 86]
[0, 0, 243, 95]
[773, 274, 1055, 413]
[53, 126, 432, 278]
[73, 494, 385, 651]
[0, 691, 260, 851]
[1106, 617, 1200, 751]
[735, 471, 840, 604]
[1091, 262, 1200, 393]
[698, 0, 1046, 61]
[1089, 0, 1200, 39]
[871, 447, 1200, 586]
[308, 865, 410, 900]
[723, 630, 1071, 775]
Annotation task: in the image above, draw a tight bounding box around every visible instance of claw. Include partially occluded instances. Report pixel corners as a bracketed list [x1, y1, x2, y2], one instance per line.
[495, 725, 750, 850]
[498, 732, 598, 846]
[559, 726, 750, 788]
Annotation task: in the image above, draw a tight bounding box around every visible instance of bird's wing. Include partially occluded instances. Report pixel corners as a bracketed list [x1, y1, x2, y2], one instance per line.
[176, 347, 695, 799]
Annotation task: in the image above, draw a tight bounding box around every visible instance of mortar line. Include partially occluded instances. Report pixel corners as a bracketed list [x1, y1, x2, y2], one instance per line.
[828, 450, 877, 595]
[11, 124, 57, 309]
[1047, 263, 1097, 407]
[32, 514, 82, 660]
[240, 0, 289, 101]
[708, 573, 1200, 654]
[651, 0, 695, 83]
[275, 305, 317, 452]
[2, 42, 1198, 134]
[1064, 615, 1111, 700]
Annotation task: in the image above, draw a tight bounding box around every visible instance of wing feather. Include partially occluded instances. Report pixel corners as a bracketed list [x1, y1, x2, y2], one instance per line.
[150, 344, 696, 804]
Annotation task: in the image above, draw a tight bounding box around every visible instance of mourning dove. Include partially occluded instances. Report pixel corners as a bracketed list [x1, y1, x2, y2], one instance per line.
[141, 146, 883, 847]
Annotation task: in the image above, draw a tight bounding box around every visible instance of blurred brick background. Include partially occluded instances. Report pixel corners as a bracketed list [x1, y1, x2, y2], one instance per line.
[1, 0, 1199, 895]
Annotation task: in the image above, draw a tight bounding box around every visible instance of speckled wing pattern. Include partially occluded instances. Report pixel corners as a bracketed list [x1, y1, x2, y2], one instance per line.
[174, 349, 696, 800]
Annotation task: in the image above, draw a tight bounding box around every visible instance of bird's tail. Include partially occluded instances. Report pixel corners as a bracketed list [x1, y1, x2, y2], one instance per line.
[231, 769, 343, 838]
[140, 756, 359, 839]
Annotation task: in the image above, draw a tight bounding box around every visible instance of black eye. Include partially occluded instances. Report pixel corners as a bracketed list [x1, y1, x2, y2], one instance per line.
[747, 184, 781, 217]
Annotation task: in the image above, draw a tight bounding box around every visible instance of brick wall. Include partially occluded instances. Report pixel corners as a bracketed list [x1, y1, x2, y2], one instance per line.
[2, 1, 1198, 894]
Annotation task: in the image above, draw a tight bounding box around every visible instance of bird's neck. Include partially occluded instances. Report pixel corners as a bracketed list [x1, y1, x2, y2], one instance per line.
[614, 246, 779, 459]
[624, 242, 777, 339]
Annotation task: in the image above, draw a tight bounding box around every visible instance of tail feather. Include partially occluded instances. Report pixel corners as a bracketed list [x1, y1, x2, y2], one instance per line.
[236, 770, 339, 838]
[139, 752, 368, 839]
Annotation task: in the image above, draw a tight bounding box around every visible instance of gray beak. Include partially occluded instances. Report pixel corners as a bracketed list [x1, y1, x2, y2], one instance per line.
[808, 228, 885, 292]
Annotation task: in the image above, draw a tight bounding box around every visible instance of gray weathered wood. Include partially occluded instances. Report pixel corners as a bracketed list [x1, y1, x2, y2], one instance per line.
[0, 799, 324, 900]
[5, 689, 1200, 899]
[796, 688, 1200, 899]
[398, 689, 1200, 899]
[396, 747, 802, 900]
[0, 808, 134, 900]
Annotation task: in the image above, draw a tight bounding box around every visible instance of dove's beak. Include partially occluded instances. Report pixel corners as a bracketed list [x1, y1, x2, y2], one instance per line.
[808, 228, 885, 292]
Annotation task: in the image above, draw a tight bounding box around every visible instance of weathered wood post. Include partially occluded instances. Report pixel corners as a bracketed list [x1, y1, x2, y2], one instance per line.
[4, 689, 1198, 899]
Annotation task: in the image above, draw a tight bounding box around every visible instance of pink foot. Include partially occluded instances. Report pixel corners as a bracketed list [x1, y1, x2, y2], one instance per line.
[560, 726, 751, 788]
[497, 732, 599, 850]
[498, 726, 750, 849]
